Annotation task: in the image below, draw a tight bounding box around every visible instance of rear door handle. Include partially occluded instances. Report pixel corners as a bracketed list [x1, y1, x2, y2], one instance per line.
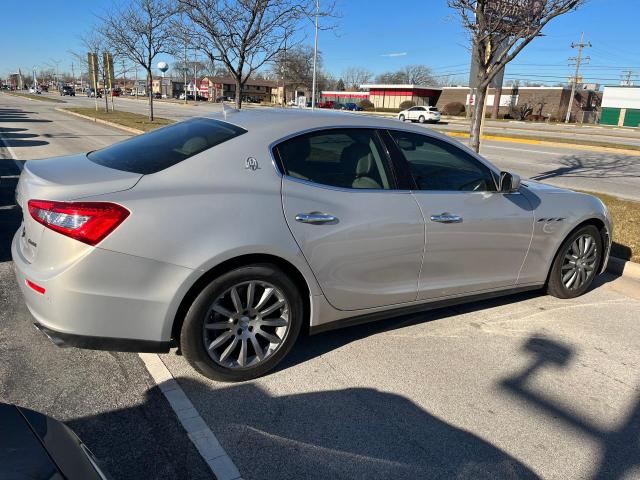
[295, 213, 338, 224]
[430, 213, 463, 224]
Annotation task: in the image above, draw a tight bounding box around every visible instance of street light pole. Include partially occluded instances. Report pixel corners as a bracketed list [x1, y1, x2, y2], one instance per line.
[311, 0, 319, 110]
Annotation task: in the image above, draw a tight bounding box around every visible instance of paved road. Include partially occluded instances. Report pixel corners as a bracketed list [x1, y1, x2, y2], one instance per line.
[0, 96, 211, 479]
[432, 117, 640, 148]
[3, 93, 640, 200]
[1, 92, 640, 479]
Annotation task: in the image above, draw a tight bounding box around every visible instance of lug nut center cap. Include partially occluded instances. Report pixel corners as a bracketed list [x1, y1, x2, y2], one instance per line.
[239, 316, 250, 329]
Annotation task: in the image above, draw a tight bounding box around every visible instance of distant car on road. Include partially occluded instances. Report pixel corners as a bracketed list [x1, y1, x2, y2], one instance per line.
[342, 102, 363, 111]
[28, 87, 41, 94]
[60, 85, 75, 96]
[1, 402, 110, 479]
[12, 109, 611, 382]
[398, 106, 441, 123]
[85, 88, 102, 98]
[318, 100, 335, 108]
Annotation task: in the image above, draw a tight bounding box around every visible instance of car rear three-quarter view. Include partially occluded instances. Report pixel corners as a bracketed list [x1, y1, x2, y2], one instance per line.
[12, 109, 612, 381]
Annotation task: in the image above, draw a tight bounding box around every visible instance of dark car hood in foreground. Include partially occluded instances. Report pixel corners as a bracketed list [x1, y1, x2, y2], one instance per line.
[0, 403, 107, 480]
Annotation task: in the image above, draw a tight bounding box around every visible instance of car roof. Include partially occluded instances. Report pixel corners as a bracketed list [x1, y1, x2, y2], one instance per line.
[199, 108, 452, 143]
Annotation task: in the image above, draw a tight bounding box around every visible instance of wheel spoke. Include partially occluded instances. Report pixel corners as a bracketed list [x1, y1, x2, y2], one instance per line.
[230, 287, 243, 313]
[565, 270, 578, 288]
[250, 335, 265, 361]
[256, 328, 282, 345]
[219, 337, 239, 363]
[563, 269, 576, 283]
[208, 330, 234, 350]
[260, 299, 285, 317]
[238, 338, 248, 367]
[211, 304, 234, 319]
[247, 282, 256, 309]
[259, 317, 288, 328]
[205, 321, 234, 330]
[255, 287, 275, 311]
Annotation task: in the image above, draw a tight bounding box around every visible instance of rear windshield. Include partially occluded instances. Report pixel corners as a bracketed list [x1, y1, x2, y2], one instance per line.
[88, 118, 247, 174]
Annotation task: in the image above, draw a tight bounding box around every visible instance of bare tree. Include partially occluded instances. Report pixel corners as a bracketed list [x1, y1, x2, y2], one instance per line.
[342, 67, 373, 90]
[99, 0, 176, 120]
[402, 64, 438, 86]
[178, 0, 333, 109]
[272, 44, 318, 99]
[70, 31, 113, 111]
[448, 0, 586, 152]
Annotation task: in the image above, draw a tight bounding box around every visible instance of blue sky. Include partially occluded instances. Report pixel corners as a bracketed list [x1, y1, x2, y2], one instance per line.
[1, 0, 637, 86]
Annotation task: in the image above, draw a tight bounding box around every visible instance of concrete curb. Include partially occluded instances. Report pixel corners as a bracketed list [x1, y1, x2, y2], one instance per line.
[607, 257, 640, 280]
[55, 108, 144, 134]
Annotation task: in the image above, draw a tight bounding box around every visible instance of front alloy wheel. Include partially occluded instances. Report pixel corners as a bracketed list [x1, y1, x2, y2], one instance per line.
[547, 225, 602, 299]
[180, 264, 303, 382]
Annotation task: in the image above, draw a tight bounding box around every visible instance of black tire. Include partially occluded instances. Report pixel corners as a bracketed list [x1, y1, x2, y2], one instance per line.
[180, 264, 303, 382]
[399, 114, 405, 122]
[547, 225, 602, 299]
[418, 115, 426, 123]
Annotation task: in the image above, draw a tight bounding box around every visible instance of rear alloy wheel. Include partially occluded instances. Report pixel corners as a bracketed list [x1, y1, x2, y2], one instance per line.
[547, 225, 602, 299]
[180, 264, 303, 382]
[399, 114, 405, 122]
[418, 115, 426, 124]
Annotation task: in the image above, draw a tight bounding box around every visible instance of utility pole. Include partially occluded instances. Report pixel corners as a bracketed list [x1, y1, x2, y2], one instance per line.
[311, 0, 319, 110]
[71, 63, 75, 88]
[565, 32, 591, 123]
[621, 70, 636, 86]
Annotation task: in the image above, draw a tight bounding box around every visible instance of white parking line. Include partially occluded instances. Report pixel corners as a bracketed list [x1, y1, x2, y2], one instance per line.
[0, 132, 25, 172]
[138, 353, 242, 480]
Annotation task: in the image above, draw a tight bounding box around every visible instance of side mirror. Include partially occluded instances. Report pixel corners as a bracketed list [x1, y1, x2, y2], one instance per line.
[499, 171, 521, 193]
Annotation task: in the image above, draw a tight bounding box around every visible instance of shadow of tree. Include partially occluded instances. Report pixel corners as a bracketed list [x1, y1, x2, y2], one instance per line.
[532, 154, 640, 181]
[65, 378, 539, 480]
[500, 335, 640, 480]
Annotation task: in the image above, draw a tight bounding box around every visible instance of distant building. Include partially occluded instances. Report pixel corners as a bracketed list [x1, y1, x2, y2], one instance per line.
[360, 84, 443, 109]
[320, 91, 370, 104]
[437, 86, 601, 123]
[600, 86, 640, 127]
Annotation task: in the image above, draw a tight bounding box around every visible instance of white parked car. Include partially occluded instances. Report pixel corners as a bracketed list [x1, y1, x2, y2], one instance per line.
[398, 106, 441, 123]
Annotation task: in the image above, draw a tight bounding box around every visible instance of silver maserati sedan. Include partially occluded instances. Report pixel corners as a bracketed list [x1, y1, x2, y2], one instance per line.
[12, 109, 611, 381]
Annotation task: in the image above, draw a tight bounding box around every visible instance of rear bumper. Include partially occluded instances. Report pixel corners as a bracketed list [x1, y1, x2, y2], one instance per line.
[12, 228, 193, 350]
[33, 322, 170, 352]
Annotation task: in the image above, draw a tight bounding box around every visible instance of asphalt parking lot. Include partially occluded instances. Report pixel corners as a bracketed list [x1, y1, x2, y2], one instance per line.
[1, 93, 640, 479]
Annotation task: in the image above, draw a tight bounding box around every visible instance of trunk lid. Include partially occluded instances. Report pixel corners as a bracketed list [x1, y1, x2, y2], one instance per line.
[15, 154, 142, 263]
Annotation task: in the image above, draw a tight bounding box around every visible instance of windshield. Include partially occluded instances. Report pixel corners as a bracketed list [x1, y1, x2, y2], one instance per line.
[88, 118, 246, 175]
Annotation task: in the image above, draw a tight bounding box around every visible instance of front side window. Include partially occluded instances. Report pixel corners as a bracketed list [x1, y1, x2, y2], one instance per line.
[276, 129, 394, 190]
[389, 130, 496, 192]
[88, 118, 246, 174]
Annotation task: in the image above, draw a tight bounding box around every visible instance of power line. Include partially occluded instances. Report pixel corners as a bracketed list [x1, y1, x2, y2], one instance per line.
[565, 32, 591, 123]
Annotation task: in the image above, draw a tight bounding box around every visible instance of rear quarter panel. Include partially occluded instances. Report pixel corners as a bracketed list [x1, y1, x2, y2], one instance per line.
[82, 132, 321, 338]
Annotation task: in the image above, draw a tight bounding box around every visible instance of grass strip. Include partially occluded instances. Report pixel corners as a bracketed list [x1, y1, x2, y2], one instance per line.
[65, 107, 173, 132]
[581, 191, 639, 263]
[6, 92, 65, 103]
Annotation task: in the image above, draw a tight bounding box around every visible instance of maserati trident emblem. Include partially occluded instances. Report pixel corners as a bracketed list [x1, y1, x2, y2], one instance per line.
[245, 157, 260, 171]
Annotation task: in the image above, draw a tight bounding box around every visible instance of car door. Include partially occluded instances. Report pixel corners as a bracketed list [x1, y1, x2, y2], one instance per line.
[385, 129, 534, 300]
[275, 128, 425, 311]
[408, 107, 420, 121]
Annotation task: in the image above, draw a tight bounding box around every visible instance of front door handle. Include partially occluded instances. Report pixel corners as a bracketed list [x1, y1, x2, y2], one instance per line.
[430, 213, 463, 224]
[295, 212, 338, 224]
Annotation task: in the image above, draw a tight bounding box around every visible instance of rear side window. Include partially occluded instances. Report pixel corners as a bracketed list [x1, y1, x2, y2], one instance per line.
[275, 129, 394, 190]
[88, 118, 246, 174]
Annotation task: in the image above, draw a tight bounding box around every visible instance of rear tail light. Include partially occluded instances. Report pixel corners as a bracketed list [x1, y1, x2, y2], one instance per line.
[28, 200, 130, 246]
[26, 279, 46, 294]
